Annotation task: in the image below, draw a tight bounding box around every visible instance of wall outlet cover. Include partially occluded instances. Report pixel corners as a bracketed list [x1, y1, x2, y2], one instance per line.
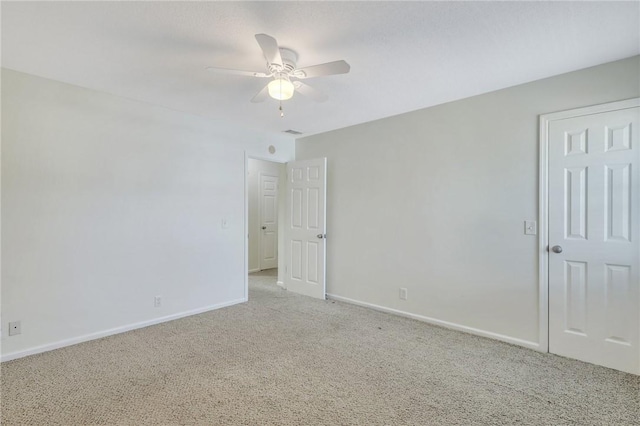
[9, 321, 21, 336]
[524, 220, 537, 235]
[399, 288, 408, 300]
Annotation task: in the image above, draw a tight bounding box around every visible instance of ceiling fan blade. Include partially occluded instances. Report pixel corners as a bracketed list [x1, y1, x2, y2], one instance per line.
[293, 81, 328, 103]
[251, 84, 270, 103]
[255, 34, 283, 68]
[294, 60, 350, 79]
[206, 67, 270, 78]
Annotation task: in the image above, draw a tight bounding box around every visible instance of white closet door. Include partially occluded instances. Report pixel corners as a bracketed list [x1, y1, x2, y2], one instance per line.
[548, 105, 639, 374]
[259, 173, 278, 270]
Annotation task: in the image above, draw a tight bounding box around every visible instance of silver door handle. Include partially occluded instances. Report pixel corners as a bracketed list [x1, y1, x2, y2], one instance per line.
[551, 245, 563, 253]
[317, 234, 325, 239]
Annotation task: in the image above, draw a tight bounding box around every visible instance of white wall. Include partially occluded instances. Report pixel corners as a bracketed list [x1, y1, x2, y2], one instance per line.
[295, 56, 640, 348]
[247, 158, 284, 272]
[1, 69, 294, 360]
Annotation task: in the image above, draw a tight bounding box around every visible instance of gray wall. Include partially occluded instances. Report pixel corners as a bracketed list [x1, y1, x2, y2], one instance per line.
[296, 56, 640, 347]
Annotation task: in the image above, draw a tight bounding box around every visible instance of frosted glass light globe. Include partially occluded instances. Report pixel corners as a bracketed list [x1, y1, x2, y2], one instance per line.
[268, 78, 295, 100]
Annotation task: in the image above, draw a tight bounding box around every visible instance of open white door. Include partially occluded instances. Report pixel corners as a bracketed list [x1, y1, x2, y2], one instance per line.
[547, 101, 639, 374]
[284, 158, 327, 299]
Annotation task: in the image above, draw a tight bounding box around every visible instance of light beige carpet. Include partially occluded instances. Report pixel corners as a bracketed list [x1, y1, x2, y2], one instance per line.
[1, 270, 639, 425]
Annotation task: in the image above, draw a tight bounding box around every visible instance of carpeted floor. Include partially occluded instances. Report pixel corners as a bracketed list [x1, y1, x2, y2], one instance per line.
[1, 270, 639, 425]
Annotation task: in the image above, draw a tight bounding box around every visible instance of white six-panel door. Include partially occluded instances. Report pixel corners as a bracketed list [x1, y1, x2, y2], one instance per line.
[260, 173, 279, 270]
[284, 158, 327, 299]
[548, 103, 639, 374]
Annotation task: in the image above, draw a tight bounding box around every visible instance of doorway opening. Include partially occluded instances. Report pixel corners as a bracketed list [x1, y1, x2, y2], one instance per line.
[245, 156, 286, 300]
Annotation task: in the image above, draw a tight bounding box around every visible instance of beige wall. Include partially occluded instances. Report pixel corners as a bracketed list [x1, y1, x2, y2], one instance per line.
[295, 56, 640, 347]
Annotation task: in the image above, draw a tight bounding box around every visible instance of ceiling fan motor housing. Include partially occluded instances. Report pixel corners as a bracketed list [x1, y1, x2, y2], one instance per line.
[268, 48, 298, 75]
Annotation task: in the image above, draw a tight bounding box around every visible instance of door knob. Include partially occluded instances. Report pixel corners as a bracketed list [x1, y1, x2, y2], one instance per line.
[261, 226, 266, 230]
[317, 234, 325, 239]
[551, 245, 563, 253]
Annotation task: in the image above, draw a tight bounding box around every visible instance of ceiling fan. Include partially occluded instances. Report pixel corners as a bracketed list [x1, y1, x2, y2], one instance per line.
[206, 34, 350, 105]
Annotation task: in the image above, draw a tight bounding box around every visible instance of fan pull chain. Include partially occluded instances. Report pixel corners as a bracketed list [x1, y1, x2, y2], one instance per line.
[279, 81, 284, 117]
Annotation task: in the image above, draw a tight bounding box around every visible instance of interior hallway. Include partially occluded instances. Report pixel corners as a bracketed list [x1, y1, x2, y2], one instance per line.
[1, 270, 638, 425]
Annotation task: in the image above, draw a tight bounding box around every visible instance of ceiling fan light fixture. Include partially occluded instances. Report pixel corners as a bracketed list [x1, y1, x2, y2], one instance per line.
[207, 34, 349, 104]
[268, 78, 295, 100]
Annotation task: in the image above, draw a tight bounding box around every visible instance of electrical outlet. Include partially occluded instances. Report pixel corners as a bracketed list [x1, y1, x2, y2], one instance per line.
[524, 220, 537, 235]
[399, 288, 408, 300]
[9, 321, 21, 336]
[154, 296, 162, 308]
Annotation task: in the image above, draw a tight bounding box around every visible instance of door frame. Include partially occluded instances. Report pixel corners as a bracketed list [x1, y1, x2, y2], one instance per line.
[244, 153, 286, 301]
[538, 97, 640, 353]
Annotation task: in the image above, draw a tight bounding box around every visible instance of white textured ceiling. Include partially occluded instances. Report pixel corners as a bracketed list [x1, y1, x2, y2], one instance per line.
[2, 1, 639, 138]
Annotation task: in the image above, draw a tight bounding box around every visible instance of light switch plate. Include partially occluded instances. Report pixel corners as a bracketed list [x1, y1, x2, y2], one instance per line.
[524, 220, 537, 235]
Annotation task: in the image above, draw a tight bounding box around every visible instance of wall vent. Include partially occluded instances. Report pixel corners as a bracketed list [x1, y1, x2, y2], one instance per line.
[283, 129, 303, 135]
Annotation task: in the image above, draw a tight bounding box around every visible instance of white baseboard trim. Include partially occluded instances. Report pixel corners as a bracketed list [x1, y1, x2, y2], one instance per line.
[248, 268, 260, 273]
[1, 298, 247, 362]
[276, 280, 285, 289]
[326, 293, 540, 351]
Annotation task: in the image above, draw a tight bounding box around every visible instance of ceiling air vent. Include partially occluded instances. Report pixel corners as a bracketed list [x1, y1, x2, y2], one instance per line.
[283, 129, 303, 135]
